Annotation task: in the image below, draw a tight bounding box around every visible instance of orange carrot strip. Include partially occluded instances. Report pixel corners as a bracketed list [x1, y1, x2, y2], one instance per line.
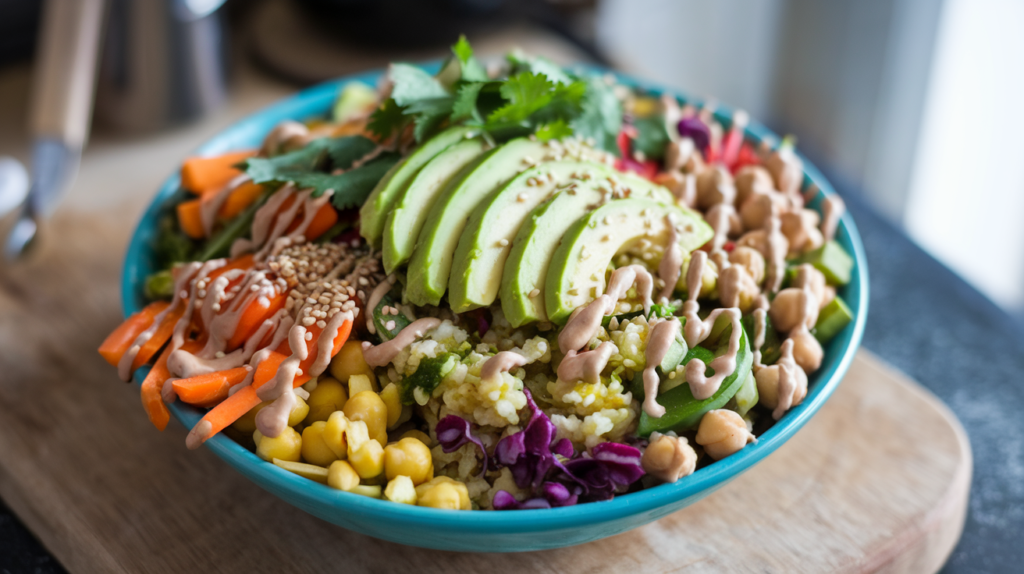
[141, 346, 174, 431]
[189, 319, 353, 447]
[140, 339, 203, 431]
[131, 305, 186, 371]
[226, 290, 287, 351]
[181, 150, 256, 196]
[219, 181, 265, 220]
[301, 203, 339, 242]
[98, 301, 170, 367]
[177, 199, 205, 239]
[172, 366, 250, 406]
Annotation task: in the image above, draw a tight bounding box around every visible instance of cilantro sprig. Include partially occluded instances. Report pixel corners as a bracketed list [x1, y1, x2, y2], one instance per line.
[366, 36, 623, 153]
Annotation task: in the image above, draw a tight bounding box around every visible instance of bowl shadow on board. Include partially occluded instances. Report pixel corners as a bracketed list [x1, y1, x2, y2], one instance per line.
[121, 63, 869, 553]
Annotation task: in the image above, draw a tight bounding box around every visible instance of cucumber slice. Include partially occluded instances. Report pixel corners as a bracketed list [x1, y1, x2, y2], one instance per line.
[793, 240, 853, 286]
[814, 295, 853, 344]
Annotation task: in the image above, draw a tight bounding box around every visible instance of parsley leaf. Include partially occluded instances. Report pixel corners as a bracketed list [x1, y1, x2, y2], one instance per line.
[390, 63, 449, 106]
[451, 82, 486, 122]
[268, 153, 401, 209]
[535, 119, 574, 141]
[327, 135, 379, 169]
[368, 97, 408, 140]
[452, 35, 489, 83]
[507, 50, 573, 86]
[571, 75, 623, 154]
[488, 72, 557, 124]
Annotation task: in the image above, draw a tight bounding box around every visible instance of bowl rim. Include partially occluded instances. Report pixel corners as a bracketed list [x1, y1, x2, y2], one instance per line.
[121, 64, 869, 533]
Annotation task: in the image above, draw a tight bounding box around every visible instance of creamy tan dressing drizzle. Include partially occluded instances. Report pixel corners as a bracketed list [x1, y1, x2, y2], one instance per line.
[310, 310, 354, 377]
[260, 121, 309, 156]
[362, 318, 442, 368]
[605, 264, 653, 314]
[557, 341, 616, 385]
[752, 308, 767, 368]
[641, 318, 682, 417]
[117, 265, 199, 381]
[254, 324, 309, 438]
[764, 211, 788, 294]
[230, 185, 295, 258]
[481, 351, 529, 382]
[364, 274, 397, 335]
[821, 194, 845, 242]
[658, 218, 683, 302]
[680, 250, 743, 400]
[558, 265, 655, 354]
[200, 174, 251, 238]
[705, 203, 736, 252]
[773, 339, 801, 420]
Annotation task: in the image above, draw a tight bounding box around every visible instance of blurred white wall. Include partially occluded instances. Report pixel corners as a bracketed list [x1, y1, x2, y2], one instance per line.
[596, 0, 1024, 311]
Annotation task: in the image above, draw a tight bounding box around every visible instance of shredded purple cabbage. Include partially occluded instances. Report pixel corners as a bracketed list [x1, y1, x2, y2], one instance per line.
[492, 482, 581, 510]
[677, 115, 711, 155]
[435, 415, 488, 475]
[559, 442, 646, 502]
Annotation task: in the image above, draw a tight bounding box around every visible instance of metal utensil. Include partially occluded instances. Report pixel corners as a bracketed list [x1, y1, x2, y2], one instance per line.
[0, 157, 29, 218]
[5, 0, 105, 260]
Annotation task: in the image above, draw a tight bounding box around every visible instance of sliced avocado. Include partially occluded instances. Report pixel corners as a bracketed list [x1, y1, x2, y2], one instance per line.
[382, 138, 489, 273]
[449, 160, 649, 313]
[332, 82, 377, 123]
[814, 295, 853, 344]
[501, 177, 676, 327]
[793, 240, 854, 286]
[407, 137, 603, 306]
[544, 198, 713, 325]
[637, 326, 753, 436]
[359, 126, 475, 247]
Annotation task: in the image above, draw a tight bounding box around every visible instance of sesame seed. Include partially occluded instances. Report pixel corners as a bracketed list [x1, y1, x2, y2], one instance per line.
[498, 238, 509, 247]
[529, 289, 540, 298]
[385, 320, 396, 331]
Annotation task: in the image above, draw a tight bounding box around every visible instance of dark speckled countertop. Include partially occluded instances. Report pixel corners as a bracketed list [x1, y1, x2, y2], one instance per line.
[2, 169, 1022, 573]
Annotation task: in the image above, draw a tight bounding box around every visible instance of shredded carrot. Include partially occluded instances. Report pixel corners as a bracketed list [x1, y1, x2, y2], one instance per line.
[181, 150, 255, 196]
[297, 202, 339, 242]
[219, 181, 265, 220]
[177, 199, 205, 239]
[140, 339, 203, 431]
[190, 319, 352, 446]
[226, 290, 287, 351]
[131, 306, 185, 371]
[173, 366, 250, 406]
[99, 301, 170, 367]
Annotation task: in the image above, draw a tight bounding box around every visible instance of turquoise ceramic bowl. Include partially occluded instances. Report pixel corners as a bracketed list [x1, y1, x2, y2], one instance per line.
[122, 65, 868, 552]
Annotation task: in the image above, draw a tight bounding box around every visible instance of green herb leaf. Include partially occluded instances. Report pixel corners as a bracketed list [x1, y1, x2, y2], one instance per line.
[244, 141, 329, 183]
[535, 119, 573, 141]
[571, 75, 623, 154]
[390, 63, 449, 106]
[451, 82, 485, 122]
[368, 97, 408, 140]
[507, 50, 573, 86]
[489, 72, 557, 124]
[632, 115, 669, 160]
[452, 35, 474, 64]
[451, 35, 489, 82]
[327, 135, 379, 169]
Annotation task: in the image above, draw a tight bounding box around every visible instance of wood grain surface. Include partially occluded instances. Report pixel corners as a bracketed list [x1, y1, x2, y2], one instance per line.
[0, 209, 971, 574]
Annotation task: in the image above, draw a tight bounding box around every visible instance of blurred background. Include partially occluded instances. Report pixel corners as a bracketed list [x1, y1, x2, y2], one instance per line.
[1, 0, 1021, 312]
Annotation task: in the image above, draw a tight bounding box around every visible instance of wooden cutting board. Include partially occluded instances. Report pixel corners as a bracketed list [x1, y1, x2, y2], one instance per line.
[0, 208, 971, 574]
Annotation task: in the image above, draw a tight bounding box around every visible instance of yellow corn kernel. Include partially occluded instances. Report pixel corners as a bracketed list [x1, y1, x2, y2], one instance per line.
[301, 421, 340, 467]
[400, 429, 434, 447]
[322, 411, 350, 458]
[383, 437, 433, 485]
[329, 340, 377, 385]
[288, 394, 310, 427]
[350, 484, 382, 498]
[379, 383, 403, 429]
[384, 475, 418, 505]
[415, 476, 471, 510]
[327, 460, 360, 491]
[348, 374, 375, 396]
[348, 439, 385, 479]
[304, 377, 348, 423]
[233, 401, 267, 435]
[417, 482, 466, 510]
[344, 390, 388, 446]
[272, 458, 329, 484]
[255, 426, 302, 463]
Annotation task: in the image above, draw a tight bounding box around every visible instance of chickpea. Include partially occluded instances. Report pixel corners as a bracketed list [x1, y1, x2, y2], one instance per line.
[641, 433, 698, 483]
[739, 190, 787, 231]
[304, 377, 347, 424]
[677, 255, 718, 298]
[301, 421, 340, 467]
[288, 395, 309, 427]
[736, 229, 769, 259]
[348, 374, 375, 396]
[769, 288, 817, 333]
[764, 145, 804, 197]
[414, 476, 470, 508]
[417, 479, 471, 510]
[734, 164, 775, 206]
[729, 246, 765, 285]
[344, 390, 389, 446]
[255, 425, 302, 463]
[696, 165, 737, 210]
[756, 362, 808, 416]
[327, 460, 360, 492]
[348, 439, 385, 479]
[789, 330, 824, 373]
[664, 138, 695, 173]
[781, 209, 824, 256]
[695, 409, 755, 460]
[379, 383, 403, 429]
[322, 411, 350, 458]
[384, 475, 418, 505]
[718, 264, 759, 313]
[329, 340, 377, 386]
[384, 437, 434, 485]
[791, 264, 828, 310]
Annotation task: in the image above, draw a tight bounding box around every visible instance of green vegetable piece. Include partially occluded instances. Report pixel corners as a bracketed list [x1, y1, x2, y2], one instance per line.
[741, 313, 783, 366]
[632, 115, 669, 160]
[195, 198, 263, 261]
[793, 240, 853, 286]
[601, 303, 677, 328]
[399, 353, 457, 405]
[332, 82, 378, 123]
[633, 341, 709, 402]
[814, 295, 853, 344]
[144, 270, 175, 300]
[731, 371, 759, 417]
[371, 285, 412, 342]
[637, 326, 753, 436]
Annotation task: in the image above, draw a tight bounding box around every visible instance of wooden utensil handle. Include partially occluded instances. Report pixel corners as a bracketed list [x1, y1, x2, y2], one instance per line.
[30, 0, 105, 146]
